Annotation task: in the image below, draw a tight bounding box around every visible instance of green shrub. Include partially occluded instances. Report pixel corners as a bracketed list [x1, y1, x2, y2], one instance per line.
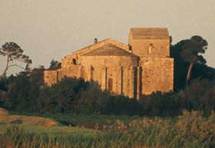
[1, 71, 215, 116]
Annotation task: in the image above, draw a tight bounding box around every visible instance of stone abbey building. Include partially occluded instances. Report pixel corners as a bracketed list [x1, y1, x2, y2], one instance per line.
[44, 28, 174, 99]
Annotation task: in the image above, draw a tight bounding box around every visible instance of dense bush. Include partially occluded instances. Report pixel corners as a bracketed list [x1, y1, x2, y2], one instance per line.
[179, 79, 215, 113]
[1, 70, 43, 112]
[140, 92, 181, 116]
[38, 78, 105, 114]
[0, 70, 215, 116]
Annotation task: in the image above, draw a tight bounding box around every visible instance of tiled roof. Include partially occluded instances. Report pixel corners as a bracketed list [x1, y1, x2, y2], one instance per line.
[72, 38, 129, 56]
[83, 44, 137, 57]
[130, 28, 169, 39]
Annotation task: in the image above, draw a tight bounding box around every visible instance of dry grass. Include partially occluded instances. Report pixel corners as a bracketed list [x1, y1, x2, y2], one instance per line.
[0, 109, 214, 148]
[0, 108, 58, 127]
[0, 107, 8, 115]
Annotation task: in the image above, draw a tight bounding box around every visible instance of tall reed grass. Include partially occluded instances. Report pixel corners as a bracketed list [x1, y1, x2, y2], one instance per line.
[0, 111, 214, 148]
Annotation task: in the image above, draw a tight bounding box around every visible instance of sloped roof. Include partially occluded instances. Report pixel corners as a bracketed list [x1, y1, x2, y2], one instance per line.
[130, 28, 169, 39]
[72, 38, 129, 56]
[83, 44, 137, 57]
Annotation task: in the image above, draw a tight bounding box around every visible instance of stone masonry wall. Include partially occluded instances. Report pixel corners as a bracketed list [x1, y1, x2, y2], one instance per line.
[44, 28, 174, 99]
[140, 57, 174, 95]
[129, 38, 170, 58]
[44, 70, 58, 86]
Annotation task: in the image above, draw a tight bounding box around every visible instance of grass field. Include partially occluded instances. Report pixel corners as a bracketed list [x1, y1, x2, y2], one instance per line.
[0, 111, 214, 148]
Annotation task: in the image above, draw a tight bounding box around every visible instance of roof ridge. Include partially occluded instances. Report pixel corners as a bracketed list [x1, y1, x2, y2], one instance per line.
[130, 28, 169, 39]
[82, 43, 137, 57]
[71, 38, 129, 56]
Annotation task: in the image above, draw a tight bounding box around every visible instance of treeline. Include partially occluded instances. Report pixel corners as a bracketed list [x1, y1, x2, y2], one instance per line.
[0, 70, 214, 116]
[0, 35, 215, 116]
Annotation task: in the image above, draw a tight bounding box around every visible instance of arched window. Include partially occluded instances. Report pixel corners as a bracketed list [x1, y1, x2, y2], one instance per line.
[108, 78, 113, 92]
[128, 44, 132, 52]
[148, 43, 153, 54]
[90, 66, 94, 81]
[72, 58, 77, 65]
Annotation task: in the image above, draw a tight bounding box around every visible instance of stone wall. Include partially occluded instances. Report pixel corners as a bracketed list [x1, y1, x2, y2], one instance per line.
[44, 62, 136, 98]
[44, 65, 83, 86]
[128, 28, 170, 57]
[44, 28, 174, 99]
[44, 70, 58, 86]
[129, 38, 170, 57]
[79, 55, 138, 98]
[44, 52, 173, 98]
[140, 57, 174, 95]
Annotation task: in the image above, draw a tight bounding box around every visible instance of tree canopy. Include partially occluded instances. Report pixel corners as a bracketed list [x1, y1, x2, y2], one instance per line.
[171, 35, 213, 90]
[49, 59, 61, 70]
[178, 36, 208, 84]
[0, 42, 32, 77]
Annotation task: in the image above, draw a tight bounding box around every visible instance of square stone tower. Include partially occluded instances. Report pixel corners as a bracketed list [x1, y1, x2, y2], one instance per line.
[129, 28, 170, 57]
[129, 28, 174, 95]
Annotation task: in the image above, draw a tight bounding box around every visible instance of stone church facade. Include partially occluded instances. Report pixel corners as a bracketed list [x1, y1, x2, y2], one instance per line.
[44, 28, 174, 99]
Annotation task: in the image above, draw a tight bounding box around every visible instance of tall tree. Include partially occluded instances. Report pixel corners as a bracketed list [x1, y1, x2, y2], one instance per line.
[0, 42, 32, 77]
[178, 36, 208, 85]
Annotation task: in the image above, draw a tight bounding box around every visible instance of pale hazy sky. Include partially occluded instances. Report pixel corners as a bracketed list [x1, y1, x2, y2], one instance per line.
[0, 0, 215, 74]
